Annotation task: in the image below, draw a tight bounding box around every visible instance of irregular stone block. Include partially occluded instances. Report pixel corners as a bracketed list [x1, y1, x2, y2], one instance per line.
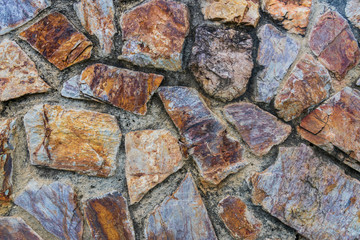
[252, 144, 360, 240]
[0, 0, 50, 35]
[144, 173, 217, 239]
[24, 104, 121, 177]
[120, 0, 190, 71]
[274, 54, 332, 121]
[74, 0, 116, 56]
[346, 0, 360, 29]
[125, 129, 184, 204]
[261, 0, 312, 35]
[189, 25, 253, 102]
[84, 191, 135, 240]
[20, 12, 93, 70]
[218, 196, 262, 240]
[298, 87, 360, 172]
[15, 180, 83, 240]
[158, 86, 246, 186]
[224, 102, 291, 156]
[255, 24, 300, 103]
[0, 39, 50, 102]
[61, 75, 83, 100]
[0, 217, 43, 240]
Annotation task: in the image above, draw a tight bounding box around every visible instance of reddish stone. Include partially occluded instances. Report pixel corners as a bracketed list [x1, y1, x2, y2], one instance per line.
[0, 217, 43, 240]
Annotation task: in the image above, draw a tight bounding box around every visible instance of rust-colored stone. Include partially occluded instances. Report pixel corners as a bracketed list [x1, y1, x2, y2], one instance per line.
[84, 191, 135, 240]
[125, 129, 184, 204]
[0, 217, 43, 240]
[346, 0, 360, 29]
[23, 104, 121, 177]
[218, 196, 262, 240]
[158, 86, 247, 186]
[120, 0, 190, 71]
[19, 12, 92, 70]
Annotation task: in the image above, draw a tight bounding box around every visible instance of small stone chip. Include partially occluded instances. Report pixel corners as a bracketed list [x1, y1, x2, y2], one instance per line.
[0, 217, 43, 240]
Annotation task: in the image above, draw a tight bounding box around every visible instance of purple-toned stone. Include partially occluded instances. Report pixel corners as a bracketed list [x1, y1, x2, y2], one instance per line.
[0, 217, 43, 240]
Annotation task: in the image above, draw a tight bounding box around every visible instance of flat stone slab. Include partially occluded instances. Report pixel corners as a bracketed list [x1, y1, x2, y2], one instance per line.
[252, 144, 360, 239]
[189, 25, 253, 102]
[84, 191, 135, 240]
[15, 180, 83, 240]
[125, 129, 184, 204]
[346, 0, 360, 29]
[144, 173, 217, 239]
[20, 12, 92, 70]
[0, 217, 43, 240]
[120, 0, 190, 71]
[158, 86, 247, 186]
[24, 104, 121, 177]
[224, 102, 291, 156]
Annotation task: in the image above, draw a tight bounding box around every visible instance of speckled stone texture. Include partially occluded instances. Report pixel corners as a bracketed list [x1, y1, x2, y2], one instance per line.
[0, 217, 43, 240]
[346, 0, 360, 29]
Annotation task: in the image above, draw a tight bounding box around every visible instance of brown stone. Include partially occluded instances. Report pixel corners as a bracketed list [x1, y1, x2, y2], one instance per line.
[189, 25, 253, 102]
[158, 86, 247, 186]
[125, 129, 184, 204]
[218, 196, 262, 240]
[84, 191, 135, 240]
[274, 54, 332, 121]
[224, 102, 291, 156]
[252, 144, 360, 239]
[346, 0, 360, 29]
[19, 12, 92, 70]
[0, 217, 43, 240]
[23, 104, 121, 177]
[120, 0, 190, 71]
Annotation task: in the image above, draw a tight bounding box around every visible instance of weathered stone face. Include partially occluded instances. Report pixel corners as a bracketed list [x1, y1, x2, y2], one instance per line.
[120, 0, 190, 71]
[218, 196, 262, 240]
[252, 144, 360, 240]
[125, 129, 184, 204]
[74, 0, 116, 56]
[255, 24, 300, 103]
[19, 12, 93, 70]
[23, 104, 121, 177]
[0, 217, 43, 240]
[14, 180, 83, 240]
[224, 102, 291, 156]
[274, 54, 332, 121]
[84, 192, 135, 240]
[346, 0, 360, 29]
[158, 87, 247, 186]
[144, 173, 217, 239]
[189, 25, 253, 102]
[0, 0, 50, 35]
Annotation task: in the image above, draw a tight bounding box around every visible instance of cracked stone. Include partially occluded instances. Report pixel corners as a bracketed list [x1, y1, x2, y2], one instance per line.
[125, 129, 184, 204]
[261, 0, 312, 35]
[74, 0, 116, 56]
[346, 0, 360, 29]
[119, 0, 190, 71]
[14, 180, 83, 240]
[84, 191, 135, 240]
[0, 0, 50, 35]
[274, 54, 332, 121]
[144, 173, 217, 239]
[189, 25, 254, 102]
[218, 196, 262, 240]
[224, 102, 291, 156]
[19, 12, 93, 70]
[158, 86, 246, 187]
[252, 144, 360, 240]
[0, 217, 43, 240]
[23, 104, 121, 177]
[255, 24, 300, 103]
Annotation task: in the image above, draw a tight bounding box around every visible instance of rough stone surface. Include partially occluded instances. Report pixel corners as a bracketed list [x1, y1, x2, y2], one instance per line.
[158, 87, 247, 186]
[224, 102, 291, 156]
[0, 0, 50, 35]
[252, 144, 360, 240]
[189, 25, 253, 102]
[23, 104, 121, 177]
[274, 54, 332, 121]
[61, 75, 83, 100]
[346, 0, 360, 29]
[74, 0, 116, 56]
[0, 39, 50, 102]
[14, 180, 83, 240]
[125, 129, 184, 204]
[255, 24, 300, 103]
[84, 191, 135, 240]
[120, 0, 190, 71]
[218, 196, 262, 240]
[19, 12, 93, 70]
[0, 217, 43, 240]
[144, 173, 217, 239]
